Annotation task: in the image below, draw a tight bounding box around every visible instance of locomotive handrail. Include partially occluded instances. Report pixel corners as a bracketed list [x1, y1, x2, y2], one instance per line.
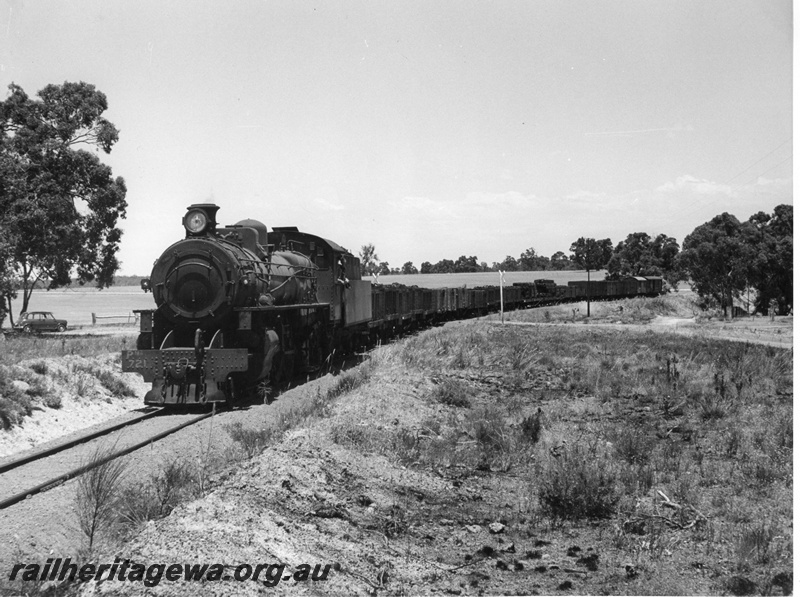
[259, 273, 302, 295]
[235, 302, 329, 312]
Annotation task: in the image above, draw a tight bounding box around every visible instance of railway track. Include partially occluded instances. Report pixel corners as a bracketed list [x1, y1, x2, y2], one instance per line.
[0, 409, 215, 510]
[0, 408, 163, 476]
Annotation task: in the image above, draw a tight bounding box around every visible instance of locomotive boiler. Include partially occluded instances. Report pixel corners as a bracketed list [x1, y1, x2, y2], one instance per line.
[122, 204, 371, 405]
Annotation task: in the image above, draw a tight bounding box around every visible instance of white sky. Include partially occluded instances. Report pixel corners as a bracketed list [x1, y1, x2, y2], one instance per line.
[0, 0, 793, 275]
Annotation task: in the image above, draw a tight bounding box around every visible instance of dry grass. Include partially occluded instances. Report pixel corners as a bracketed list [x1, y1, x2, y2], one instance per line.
[320, 316, 792, 593]
[0, 334, 131, 366]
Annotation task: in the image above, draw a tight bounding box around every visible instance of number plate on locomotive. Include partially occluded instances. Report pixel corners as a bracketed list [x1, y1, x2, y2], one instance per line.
[122, 350, 156, 372]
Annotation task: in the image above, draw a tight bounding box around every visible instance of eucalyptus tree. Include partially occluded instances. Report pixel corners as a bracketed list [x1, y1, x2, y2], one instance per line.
[569, 237, 613, 316]
[679, 213, 748, 318]
[0, 81, 127, 320]
[606, 232, 681, 287]
[359, 244, 380, 276]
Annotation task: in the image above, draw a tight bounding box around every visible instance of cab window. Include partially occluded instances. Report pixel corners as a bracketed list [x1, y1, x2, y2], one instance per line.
[316, 250, 329, 269]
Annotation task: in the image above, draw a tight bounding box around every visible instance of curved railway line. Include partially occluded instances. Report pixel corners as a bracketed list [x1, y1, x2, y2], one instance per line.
[0, 407, 215, 510]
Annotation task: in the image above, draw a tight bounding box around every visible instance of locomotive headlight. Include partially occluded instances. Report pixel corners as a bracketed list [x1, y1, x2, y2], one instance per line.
[184, 209, 208, 234]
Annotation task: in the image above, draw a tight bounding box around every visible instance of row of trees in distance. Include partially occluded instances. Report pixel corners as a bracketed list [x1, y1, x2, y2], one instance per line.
[359, 245, 581, 277]
[360, 204, 793, 317]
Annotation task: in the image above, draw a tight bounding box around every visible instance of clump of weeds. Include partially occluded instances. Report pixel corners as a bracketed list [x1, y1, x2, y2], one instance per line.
[536, 439, 621, 522]
[118, 456, 204, 531]
[430, 376, 472, 408]
[226, 421, 280, 459]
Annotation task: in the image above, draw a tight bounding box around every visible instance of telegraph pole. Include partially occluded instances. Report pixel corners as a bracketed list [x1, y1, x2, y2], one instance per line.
[586, 267, 591, 318]
[499, 270, 505, 324]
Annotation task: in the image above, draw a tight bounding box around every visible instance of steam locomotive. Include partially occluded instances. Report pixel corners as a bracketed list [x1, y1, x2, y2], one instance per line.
[122, 204, 663, 406]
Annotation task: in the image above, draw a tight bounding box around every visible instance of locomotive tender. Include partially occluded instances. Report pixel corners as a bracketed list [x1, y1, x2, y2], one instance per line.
[122, 204, 663, 406]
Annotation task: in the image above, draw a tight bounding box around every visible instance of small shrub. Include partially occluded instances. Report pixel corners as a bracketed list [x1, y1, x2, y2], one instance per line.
[606, 426, 655, 465]
[392, 428, 421, 465]
[326, 363, 373, 400]
[24, 377, 47, 398]
[450, 346, 472, 369]
[29, 361, 48, 375]
[452, 406, 523, 471]
[73, 364, 136, 398]
[74, 446, 128, 551]
[0, 397, 27, 429]
[226, 421, 277, 459]
[118, 483, 160, 528]
[619, 462, 655, 495]
[432, 377, 471, 408]
[0, 383, 33, 430]
[736, 521, 778, 567]
[724, 426, 745, 458]
[43, 393, 62, 409]
[537, 440, 620, 521]
[73, 373, 94, 398]
[118, 457, 201, 531]
[692, 384, 731, 421]
[380, 504, 409, 538]
[151, 458, 198, 514]
[655, 439, 684, 477]
[507, 339, 539, 373]
[520, 408, 542, 444]
[741, 455, 784, 487]
[93, 369, 137, 398]
[469, 407, 512, 454]
[329, 420, 377, 449]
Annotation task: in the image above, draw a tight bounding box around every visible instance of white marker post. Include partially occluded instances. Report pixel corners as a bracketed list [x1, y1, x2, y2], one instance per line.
[499, 270, 505, 324]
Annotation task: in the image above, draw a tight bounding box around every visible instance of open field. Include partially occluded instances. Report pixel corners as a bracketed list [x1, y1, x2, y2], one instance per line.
[2, 287, 155, 329]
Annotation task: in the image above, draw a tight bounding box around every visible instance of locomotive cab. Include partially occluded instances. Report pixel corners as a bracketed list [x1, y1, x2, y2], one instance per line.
[268, 228, 371, 327]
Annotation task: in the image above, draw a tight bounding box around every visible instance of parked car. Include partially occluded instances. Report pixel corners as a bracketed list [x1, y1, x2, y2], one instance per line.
[14, 311, 68, 333]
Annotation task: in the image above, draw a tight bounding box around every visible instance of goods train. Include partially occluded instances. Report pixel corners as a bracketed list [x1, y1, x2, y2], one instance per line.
[122, 204, 664, 406]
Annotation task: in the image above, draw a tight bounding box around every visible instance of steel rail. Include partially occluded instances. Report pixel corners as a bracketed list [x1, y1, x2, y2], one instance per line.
[0, 408, 163, 475]
[0, 411, 215, 510]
